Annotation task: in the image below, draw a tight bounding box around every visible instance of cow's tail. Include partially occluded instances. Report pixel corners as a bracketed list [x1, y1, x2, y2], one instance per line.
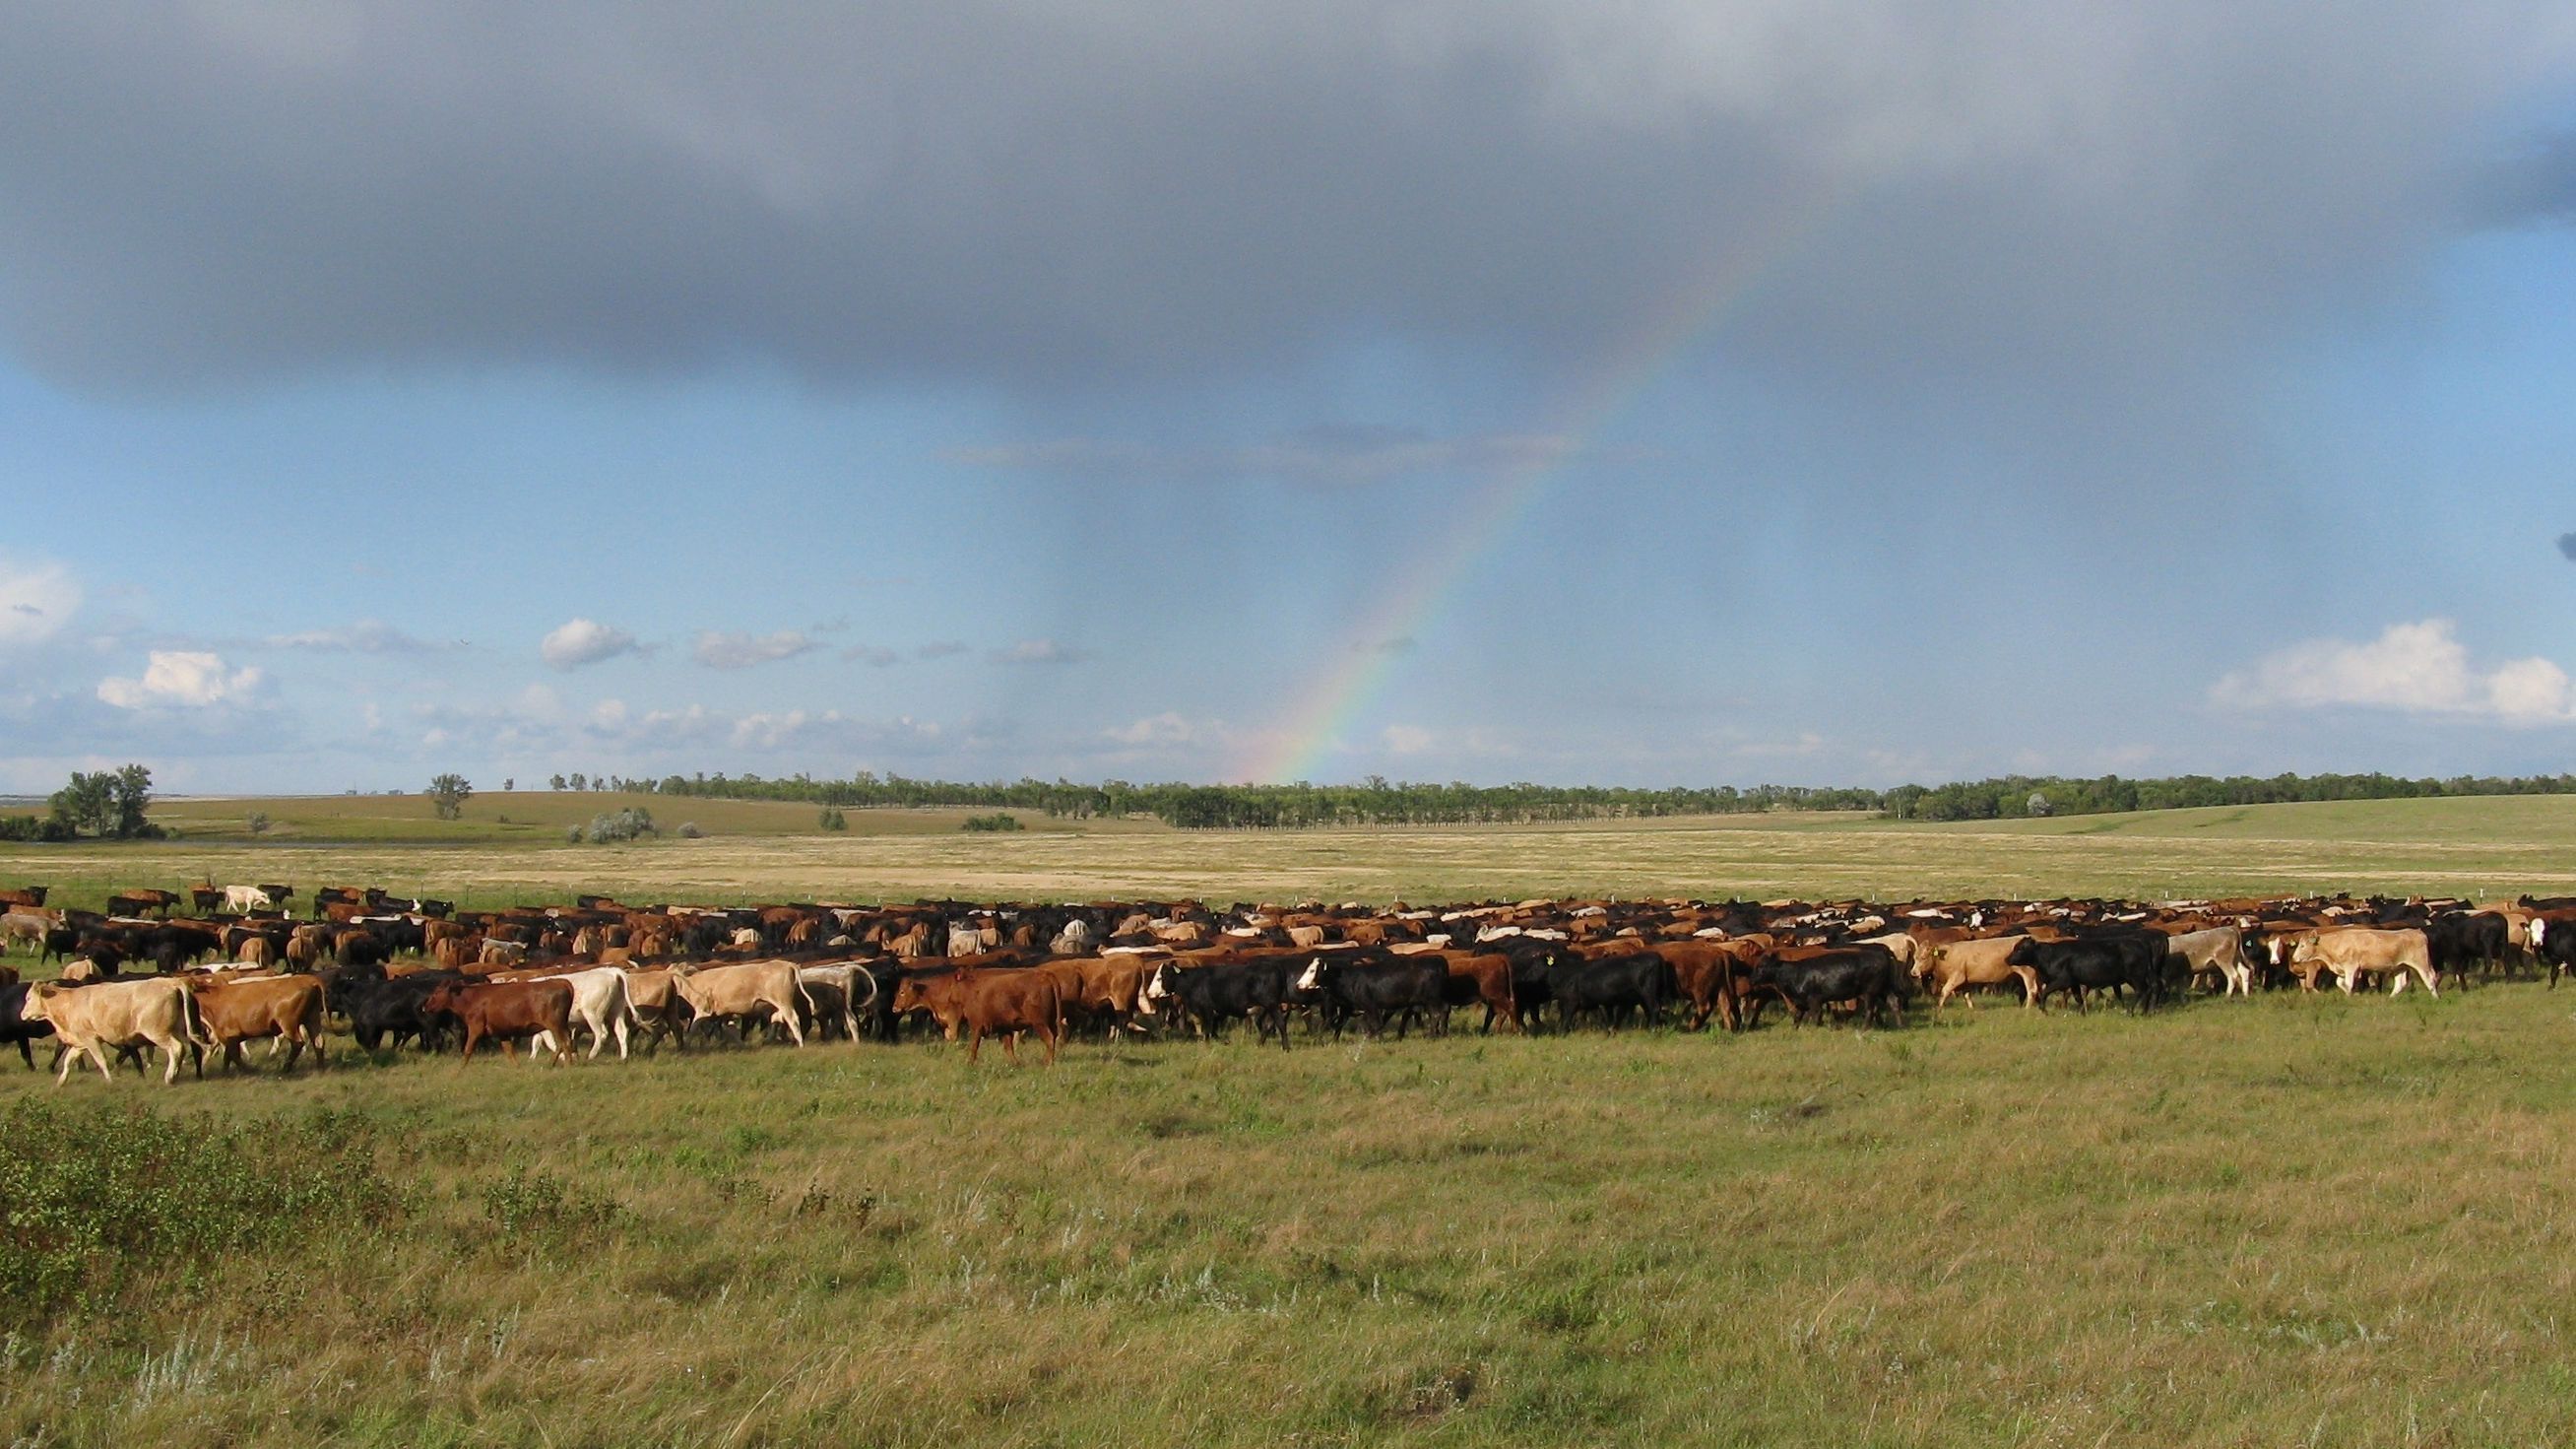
[177, 982, 214, 1049]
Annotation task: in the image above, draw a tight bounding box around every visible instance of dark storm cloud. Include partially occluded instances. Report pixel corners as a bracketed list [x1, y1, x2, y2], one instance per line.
[0, 3, 2569, 405]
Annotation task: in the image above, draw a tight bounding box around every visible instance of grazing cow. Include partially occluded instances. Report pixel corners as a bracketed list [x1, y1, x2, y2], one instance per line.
[1, 980, 55, 1068]
[419, 979, 573, 1063]
[192, 975, 329, 1074]
[104, 889, 179, 919]
[17, 978, 209, 1085]
[672, 960, 814, 1047]
[1139, 960, 1293, 1046]
[1747, 949, 1905, 1028]
[2163, 926, 2256, 998]
[899, 968, 1064, 1064]
[1916, 936, 2037, 1011]
[2282, 928, 2440, 997]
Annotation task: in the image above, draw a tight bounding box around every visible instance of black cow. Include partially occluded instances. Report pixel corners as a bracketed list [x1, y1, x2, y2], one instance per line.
[1142, 960, 1294, 1048]
[2425, 911, 2510, 983]
[1747, 949, 1905, 1028]
[1293, 955, 1449, 1039]
[0, 981, 54, 1069]
[331, 970, 459, 1052]
[2013, 937, 2166, 1013]
[1546, 953, 1674, 1032]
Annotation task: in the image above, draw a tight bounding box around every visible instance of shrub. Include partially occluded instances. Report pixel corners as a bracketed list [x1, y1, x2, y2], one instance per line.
[818, 807, 848, 831]
[676, 822, 704, 838]
[961, 812, 1025, 833]
[582, 807, 658, 844]
[0, 1102, 402, 1326]
[245, 811, 272, 835]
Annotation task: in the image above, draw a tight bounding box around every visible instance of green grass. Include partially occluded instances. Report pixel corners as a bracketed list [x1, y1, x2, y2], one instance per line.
[9, 794, 2576, 1444]
[5, 989, 2575, 1446]
[148, 790, 1166, 844]
[9, 793, 2576, 914]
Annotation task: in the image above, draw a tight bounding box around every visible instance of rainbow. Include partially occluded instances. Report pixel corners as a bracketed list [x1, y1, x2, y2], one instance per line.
[1234, 181, 1849, 783]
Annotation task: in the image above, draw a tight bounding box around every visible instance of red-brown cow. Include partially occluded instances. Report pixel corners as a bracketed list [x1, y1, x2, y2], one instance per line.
[419, 979, 573, 1063]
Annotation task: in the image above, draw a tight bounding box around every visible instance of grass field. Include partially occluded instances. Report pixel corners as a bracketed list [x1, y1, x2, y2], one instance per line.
[9, 792, 2576, 912]
[8, 796, 2576, 1446]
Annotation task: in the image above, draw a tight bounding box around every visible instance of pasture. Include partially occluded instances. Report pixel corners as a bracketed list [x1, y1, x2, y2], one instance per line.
[6, 796, 2576, 1446]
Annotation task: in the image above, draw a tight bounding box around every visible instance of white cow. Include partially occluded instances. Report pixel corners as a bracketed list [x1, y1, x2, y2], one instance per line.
[527, 966, 643, 1060]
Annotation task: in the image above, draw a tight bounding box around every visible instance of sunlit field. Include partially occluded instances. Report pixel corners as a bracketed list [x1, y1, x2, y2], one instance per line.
[6, 795, 2576, 1446]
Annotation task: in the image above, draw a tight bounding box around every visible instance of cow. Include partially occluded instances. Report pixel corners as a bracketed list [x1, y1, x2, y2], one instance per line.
[1139, 960, 1293, 1046]
[2163, 926, 2256, 998]
[0, 911, 52, 955]
[1916, 936, 2038, 1011]
[1293, 955, 1449, 1039]
[1747, 949, 1905, 1028]
[1546, 953, 1675, 1032]
[0, 980, 55, 1068]
[331, 971, 457, 1053]
[896, 967, 1064, 1064]
[104, 889, 178, 919]
[191, 974, 330, 1073]
[2424, 911, 2510, 984]
[2282, 928, 2440, 996]
[793, 963, 880, 1042]
[17, 978, 209, 1085]
[672, 960, 815, 1047]
[419, 979, 574, 1063]
[2016, 937, 2168, 1013]
[525, 966, 644, 1060]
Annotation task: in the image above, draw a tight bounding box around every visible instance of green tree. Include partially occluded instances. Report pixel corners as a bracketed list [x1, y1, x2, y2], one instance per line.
[428, 773, 474, 821]
[48, 771, 112, 836]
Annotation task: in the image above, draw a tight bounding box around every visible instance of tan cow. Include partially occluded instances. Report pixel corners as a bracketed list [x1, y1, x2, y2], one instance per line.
[2281, 928, 2439, 996]
[18, 978, 208, 1086]
[1916, 936, 2037, 1011]
[192, 974, 329, 1073]
[672, 959, 814, 1046]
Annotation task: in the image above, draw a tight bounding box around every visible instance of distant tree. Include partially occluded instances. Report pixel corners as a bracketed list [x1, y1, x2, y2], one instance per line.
[246, 811, 272, 835]
[47, 771, 112, 837]
[568, 772, 587, 792]
[110, 764, 154, 837]
[2027, 792, 2053, 818]
[549, 773, 567, 791]
[428, 773, 474, 821]
[818, 807, 848, 831]
[502, 777, 515, 792]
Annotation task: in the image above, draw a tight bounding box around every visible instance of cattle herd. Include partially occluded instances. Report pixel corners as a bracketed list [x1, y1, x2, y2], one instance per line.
[0, 881, 2570, 1086]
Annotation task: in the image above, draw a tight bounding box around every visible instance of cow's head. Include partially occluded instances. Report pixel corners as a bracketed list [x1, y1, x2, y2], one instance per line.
[1137, 963, 1172, 1016]
[2531, 917, 2549, 951]
[16, 982, 55, 1024]
[1292, 956, 1329, 994]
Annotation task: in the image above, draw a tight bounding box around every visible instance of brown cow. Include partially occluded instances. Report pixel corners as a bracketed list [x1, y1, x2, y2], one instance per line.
[896, 968, 1063, 1064]
[192, 975, 329, 1073]
[420, 979, 573, 1062]
[1916, 936, 2037, 1011]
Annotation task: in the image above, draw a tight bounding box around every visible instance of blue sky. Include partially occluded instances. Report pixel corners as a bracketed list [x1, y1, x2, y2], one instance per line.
[3, 3, 2575, 795]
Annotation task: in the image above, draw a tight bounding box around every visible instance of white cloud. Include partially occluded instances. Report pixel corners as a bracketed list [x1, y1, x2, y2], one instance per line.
[990, 638, 1093, 665]
[0, 557, 79, 647]
[1107, 712, 1207, 747]
[540, 618, 640, 670]
[1382, 724, 1436, 755]
[691, 628, 818, 670]
[97, 650, 263, 709]
[915, 641, 971, 661]
[839, 644, 901, 667]
[2211, 619, 2576, 725]
[263, 620, 449, 653]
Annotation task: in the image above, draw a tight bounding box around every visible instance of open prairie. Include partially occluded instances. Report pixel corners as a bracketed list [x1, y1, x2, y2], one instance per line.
[5, 796, 2576, 1447]
[16, 791, 2576, 909]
